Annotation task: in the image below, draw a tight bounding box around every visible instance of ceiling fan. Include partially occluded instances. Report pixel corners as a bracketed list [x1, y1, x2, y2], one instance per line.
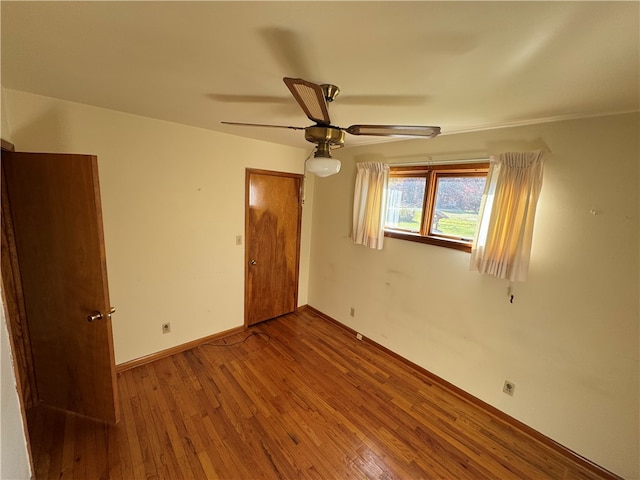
[222, 77, 441, 177]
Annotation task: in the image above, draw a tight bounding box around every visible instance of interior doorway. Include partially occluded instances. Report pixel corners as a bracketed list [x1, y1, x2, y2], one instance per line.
[245, 169, 303, 326]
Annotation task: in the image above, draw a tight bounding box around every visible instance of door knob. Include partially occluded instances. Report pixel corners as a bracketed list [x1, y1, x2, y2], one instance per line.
[87, 307, 116, 323]
[249, 259, 257, 265]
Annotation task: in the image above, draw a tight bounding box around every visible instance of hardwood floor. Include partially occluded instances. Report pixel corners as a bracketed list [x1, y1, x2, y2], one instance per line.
[27, 309, 617, 479]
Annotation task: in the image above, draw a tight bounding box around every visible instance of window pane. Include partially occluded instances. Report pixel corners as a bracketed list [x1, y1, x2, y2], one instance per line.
[385, 177, 426, 232]
[430, 176, 486, 241]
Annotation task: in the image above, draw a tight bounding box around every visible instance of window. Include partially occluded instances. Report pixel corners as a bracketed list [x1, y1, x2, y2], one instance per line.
[384, 162, 489, 252]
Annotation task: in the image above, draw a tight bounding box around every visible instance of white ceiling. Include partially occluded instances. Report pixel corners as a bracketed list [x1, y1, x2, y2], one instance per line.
[2, 1, 638, 149]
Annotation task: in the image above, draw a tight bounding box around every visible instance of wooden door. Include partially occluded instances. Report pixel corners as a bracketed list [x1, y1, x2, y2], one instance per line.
[245, 169, 303, 326]
[3, 152, 119, 423]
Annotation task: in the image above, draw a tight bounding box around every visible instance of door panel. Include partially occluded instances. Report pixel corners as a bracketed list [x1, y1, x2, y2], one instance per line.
[245, 170, 302, 326]
[3, 152, 119, 422]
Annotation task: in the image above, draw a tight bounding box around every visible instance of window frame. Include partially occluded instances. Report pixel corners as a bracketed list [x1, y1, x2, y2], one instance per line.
[384, 162, 490, 253]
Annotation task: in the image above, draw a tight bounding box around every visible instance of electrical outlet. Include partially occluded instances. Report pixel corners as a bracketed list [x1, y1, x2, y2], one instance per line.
[503, 380, 516, 396]
[162, 322, 171, 334]
[356, 333, 363, 341]
[349, 307, 355, 317]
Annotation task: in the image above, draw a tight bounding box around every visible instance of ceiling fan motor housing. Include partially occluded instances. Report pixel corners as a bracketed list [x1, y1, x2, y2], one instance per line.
[305, 125, 345, 146]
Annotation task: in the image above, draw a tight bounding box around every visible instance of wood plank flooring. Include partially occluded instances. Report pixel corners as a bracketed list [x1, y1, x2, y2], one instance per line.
[27, 309, 617, 479]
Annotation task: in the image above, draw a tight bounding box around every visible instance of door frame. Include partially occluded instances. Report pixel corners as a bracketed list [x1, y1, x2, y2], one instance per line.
[0, 139, 35, 474]
[244, 168, 304, 327]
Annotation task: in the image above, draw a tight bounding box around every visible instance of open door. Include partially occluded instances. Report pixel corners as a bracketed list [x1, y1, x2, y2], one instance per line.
[245, 169, 303, 326]
[2, 151, 119, 423]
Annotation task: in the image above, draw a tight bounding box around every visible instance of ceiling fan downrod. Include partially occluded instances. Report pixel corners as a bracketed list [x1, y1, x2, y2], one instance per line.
[320, 84, 340, 103]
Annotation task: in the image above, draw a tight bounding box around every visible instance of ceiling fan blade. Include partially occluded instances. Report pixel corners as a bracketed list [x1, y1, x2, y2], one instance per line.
[283, 77, 331, 126]
[346, 125, 441, 138]
[221, 121, 304, 130]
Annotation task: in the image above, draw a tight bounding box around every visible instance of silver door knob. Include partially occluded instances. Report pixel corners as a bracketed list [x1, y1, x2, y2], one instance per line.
[249, 259, 257, 265]
[87, 307, 116, 322]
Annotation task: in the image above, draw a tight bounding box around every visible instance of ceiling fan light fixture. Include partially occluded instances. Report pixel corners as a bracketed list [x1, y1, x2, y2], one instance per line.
[306, 149, 341, 178]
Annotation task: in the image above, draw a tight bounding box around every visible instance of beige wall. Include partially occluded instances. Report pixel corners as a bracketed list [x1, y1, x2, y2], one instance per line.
[308, 113, 639, 479]
[0, 300, 31, 480]
[2, 88, 313, 365]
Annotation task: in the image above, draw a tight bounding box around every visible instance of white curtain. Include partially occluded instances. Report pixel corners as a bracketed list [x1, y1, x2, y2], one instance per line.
[352, 162, 389, 250]
[470, 150, 546, 281]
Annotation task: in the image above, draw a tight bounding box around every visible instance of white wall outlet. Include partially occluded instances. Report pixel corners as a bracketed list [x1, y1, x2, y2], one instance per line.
[349, 307, 355, 317]
[162, 322, 171, 334]
[503, 380, 516, 396]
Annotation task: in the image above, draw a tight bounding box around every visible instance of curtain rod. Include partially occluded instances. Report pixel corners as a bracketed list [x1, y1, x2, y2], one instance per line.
[388, 157, 491, 167]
